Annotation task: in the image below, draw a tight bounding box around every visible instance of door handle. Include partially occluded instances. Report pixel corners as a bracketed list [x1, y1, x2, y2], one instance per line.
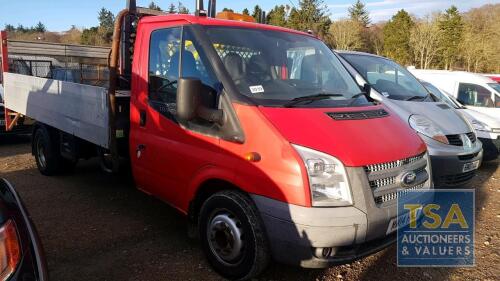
[136, 144, 146, 158]
[139, 110, 147, 127]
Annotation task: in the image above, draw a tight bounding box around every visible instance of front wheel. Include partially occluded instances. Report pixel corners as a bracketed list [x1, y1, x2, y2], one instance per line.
[199, 190, 270, 280]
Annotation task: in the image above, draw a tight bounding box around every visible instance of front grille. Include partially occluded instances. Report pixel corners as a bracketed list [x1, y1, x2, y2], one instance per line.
[364, 152, 425, 173]
[446, 134, 462, 146]
[364, 152, 429, 206]
[439, 171, 476, 186]
[375, 183, 426, 204]
[446, 133, 476, 146]
[327, 109, 389, 121]
[369, 176, 397, 189]
[458, 152, 479, 161]
[466, 132, 476, 143]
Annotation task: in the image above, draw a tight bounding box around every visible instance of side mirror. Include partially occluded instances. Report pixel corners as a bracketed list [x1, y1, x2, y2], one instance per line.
[177, 78, 202, 122]
[363, 83, 371, 95]
[177, 78, 224, 125]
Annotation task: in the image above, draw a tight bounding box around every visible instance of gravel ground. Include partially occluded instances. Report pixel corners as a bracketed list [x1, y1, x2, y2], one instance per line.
[0, 135, 498, 281]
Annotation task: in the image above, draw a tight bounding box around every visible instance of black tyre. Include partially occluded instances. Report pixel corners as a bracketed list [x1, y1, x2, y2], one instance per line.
[199, 190, 270, 280]
[33, 126, 61, 176]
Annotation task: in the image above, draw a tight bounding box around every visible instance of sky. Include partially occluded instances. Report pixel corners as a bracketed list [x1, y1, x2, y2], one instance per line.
[0, 0, 499, 32]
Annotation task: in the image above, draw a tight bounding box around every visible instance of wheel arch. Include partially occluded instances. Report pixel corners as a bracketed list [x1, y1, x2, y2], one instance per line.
[188, 177, 245, 224]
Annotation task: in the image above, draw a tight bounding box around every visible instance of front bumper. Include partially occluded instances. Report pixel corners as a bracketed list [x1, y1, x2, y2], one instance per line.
[430, 149, 483, 187]
[479, 137, 499, 161]
[252, 164, 432, 268]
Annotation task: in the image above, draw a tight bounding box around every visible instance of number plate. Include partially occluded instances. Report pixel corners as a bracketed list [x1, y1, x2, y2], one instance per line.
[387, 212, 412, 235]
[463, 160, 480, 173]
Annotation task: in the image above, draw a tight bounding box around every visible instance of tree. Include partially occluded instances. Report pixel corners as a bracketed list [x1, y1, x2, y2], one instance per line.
[383, 9, 415, 65]
[81, 27, 100, 45]
[348, 0, 370, 27]
[4, 24, 15, 32]
[267, 5, 288, 27]
[97, 8, 115, 44]
[177, 2, 189, 14]
[34, 22, 47, 33]
[367, 24, 384, 55]
[148, 1, 162, 11]
[438, 6, 464, 70]
[252, 5, 263, 22]
[222, 8, 234, 12]
[410, 16, 443, 69]
[167, 3, 177, 13]
[329, 19, 363, 51]
[242, 8, 249, 15]
[16, 24, 27, 33]
[288, 0, 331, 40]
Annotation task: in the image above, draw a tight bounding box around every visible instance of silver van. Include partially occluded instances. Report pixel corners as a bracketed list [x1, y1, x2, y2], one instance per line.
[337, 51, 483, 187]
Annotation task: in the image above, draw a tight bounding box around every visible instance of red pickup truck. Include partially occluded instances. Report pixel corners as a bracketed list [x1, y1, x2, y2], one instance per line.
[2, 1, 432, 279]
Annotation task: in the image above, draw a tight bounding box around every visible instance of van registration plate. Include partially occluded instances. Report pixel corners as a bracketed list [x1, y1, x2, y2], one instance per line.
[386, 212, 412, 235]
[463, 160, 480, 173]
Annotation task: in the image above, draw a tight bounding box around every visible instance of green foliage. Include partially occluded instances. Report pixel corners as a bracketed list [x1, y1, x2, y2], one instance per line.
[148, 1, 162, 11]
[252, 5, 263, 22]
[438, 6, 464, 69]
[267, 5, 288, 27]
[34, 21, 47, 33]
[4, 24, 15, 32]
[348, 0, 371, 27]
[177, 2, 189, 14]
[167, 3, 176, 13]
[242, 8, 249, 16]
[80, 27, 100, 45]
[383, 9, 415, 65]
[288, 0, 331, 39]
[222, 8, 234, 12]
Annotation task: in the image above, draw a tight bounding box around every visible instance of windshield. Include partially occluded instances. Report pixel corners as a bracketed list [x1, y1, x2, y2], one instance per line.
[205, 27, 369, 107]
[488, 83, 500, 94]
[422, 82, 461, 109]
[340, 54, 431, 101]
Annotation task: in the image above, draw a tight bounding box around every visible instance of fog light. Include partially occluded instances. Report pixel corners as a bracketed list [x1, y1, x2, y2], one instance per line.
[314, 247, 337, 258]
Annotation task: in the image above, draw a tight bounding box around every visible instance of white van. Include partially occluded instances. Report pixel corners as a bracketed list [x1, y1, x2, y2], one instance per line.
[421, 81, 500, 161]
[409, 69, 500, 119]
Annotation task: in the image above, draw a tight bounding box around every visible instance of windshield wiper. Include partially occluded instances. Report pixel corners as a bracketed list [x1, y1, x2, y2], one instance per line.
[347, 92, 370, 106]
[284, 93, 344, 108]
[405, 95, 428, 101]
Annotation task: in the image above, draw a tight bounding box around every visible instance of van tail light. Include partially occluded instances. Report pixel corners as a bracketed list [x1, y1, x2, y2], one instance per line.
[0, 220, 21, 281]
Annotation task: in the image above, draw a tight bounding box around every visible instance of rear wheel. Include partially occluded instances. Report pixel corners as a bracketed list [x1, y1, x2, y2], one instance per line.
[199, 190, 270, 280]
[33, 127, 60, 176]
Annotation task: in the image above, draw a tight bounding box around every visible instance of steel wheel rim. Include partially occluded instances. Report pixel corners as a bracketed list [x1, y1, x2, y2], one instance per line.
[207, 210, 245, 266]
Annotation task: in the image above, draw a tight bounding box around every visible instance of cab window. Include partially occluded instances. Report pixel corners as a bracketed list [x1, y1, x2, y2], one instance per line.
[457, 83, 496, 108]
[148, 27, 182, 119]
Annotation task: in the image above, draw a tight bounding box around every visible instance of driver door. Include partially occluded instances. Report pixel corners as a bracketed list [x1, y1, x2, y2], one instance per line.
[130, 26, 221, 208]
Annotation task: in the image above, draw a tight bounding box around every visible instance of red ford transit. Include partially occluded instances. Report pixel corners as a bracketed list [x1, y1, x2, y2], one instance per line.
[2, 2, 433, 279]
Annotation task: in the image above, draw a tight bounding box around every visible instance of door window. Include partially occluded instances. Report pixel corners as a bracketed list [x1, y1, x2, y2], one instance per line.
[148, 27, 182, 119]
[457, 83, 495, 108]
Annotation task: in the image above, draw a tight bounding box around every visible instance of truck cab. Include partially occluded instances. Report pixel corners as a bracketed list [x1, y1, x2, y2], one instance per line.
[2, 3, 433, 280]
[128, 14, 430, 277]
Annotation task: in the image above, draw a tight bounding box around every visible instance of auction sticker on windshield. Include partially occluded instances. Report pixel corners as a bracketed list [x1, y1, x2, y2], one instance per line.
[249, 85, 264, 94]
[397, 189, 475, 267]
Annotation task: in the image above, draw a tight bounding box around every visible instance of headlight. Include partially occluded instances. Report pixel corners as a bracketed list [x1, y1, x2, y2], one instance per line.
[293, 144, 352, 207]
[409, 115, 449, 144]
[471, 120, 492, 132]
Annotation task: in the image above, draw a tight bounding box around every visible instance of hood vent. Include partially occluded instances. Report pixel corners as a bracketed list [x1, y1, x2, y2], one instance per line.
[437, 104, 451, 109]
[327, 109, 389, 121]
